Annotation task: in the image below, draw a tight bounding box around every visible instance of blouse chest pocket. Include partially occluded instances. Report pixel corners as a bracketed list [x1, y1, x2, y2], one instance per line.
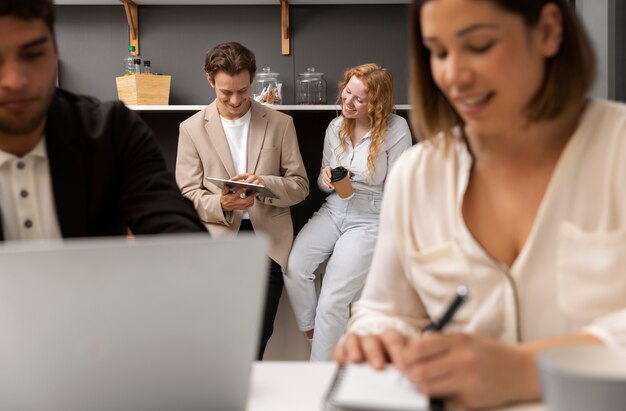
[556, 222, 626, 322]
[406, 242, 473, 323]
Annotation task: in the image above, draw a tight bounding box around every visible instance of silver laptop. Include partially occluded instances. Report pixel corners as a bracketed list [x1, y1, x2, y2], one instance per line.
[0, 234, 267, 411]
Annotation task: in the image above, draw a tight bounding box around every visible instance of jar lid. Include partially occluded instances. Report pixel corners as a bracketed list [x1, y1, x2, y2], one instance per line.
[298, 67, 325, 78]
[256, 66, 280, 79]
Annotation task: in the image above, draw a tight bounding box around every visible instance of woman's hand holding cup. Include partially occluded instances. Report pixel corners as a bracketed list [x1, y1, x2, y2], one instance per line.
[321, 166, 334, 190]
[330, 167, 354, 200]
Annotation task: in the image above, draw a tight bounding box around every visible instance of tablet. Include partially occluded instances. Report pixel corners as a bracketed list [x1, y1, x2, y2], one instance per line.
[205, 177, 280, 199]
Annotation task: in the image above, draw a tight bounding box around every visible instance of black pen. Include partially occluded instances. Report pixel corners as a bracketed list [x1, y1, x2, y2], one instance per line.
[423, 284, 469, 332]
[423, 285, 469, 411]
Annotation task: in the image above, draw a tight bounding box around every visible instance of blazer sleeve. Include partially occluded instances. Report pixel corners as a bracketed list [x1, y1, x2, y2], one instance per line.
[176, 121, 234, 226]
[258, 116, 309, 207]
[110, 103, 207, 234]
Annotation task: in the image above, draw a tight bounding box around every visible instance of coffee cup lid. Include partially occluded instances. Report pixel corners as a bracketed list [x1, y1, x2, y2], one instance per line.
[330, 167, 349, 182]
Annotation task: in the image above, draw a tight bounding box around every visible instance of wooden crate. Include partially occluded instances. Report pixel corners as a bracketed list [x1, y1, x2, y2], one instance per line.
[115, 74, 171, 105]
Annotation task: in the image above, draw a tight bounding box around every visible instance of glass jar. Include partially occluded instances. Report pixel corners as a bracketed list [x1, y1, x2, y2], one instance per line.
[252, 67, 282, 105]
[296, 67, 327, 105]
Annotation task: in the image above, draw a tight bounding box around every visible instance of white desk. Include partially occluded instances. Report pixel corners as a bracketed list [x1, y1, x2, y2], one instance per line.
[247, 362, 545, 411]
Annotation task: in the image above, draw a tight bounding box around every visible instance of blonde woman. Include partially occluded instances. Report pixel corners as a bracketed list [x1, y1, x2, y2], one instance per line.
[284, 64, 413, 361]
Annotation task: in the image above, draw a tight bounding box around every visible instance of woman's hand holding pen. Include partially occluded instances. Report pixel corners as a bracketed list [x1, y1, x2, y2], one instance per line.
[335, 330, 538, 409]
[335, 285, 539, 408]
[398, 333, 538, 409]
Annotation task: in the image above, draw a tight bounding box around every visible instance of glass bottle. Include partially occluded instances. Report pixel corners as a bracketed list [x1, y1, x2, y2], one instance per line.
[252, 67, 282, 105]
[132, 58, 142, 75]
[296, 67, 327, 105]
[142, 60, 151, 74]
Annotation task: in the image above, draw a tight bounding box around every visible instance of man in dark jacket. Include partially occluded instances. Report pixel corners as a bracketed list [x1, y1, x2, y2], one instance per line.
[0, 0, 205, 239]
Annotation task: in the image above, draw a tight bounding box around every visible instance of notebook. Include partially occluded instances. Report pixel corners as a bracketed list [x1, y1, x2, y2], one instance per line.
[0, 233, 267, 411]
[325, 363, 429, 411]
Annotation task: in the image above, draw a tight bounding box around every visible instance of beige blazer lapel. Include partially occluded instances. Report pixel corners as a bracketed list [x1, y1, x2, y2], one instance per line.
[247, 102, 268, 174]
[204, 103, 237, 177]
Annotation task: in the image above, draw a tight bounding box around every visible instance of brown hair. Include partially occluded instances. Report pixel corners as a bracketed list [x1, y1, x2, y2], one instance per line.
[204, 42, 257, 82]
[409, 0, 595, 142]
[336, 63, 395, 176]
[0, 0, 55, 38]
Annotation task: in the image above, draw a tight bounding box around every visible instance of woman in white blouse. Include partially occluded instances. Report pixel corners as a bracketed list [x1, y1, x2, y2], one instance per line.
[335, 0, 626, 408]
[284, 63, 413, 361]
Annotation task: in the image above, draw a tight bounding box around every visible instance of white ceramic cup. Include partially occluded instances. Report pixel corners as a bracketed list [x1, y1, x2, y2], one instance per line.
[539, 345, 626, 411]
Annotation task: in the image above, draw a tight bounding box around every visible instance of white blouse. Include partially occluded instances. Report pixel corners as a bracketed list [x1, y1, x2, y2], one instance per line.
[348, 99, 626, 349]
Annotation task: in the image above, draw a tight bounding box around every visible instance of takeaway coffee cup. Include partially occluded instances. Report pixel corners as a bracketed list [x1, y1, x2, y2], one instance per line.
[330, 167, 353, 200]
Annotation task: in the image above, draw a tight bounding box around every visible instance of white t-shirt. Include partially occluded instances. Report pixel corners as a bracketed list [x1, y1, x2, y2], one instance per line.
[220, 108, 252, 219]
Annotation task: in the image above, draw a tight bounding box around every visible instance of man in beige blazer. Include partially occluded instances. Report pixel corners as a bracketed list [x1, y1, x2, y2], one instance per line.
[176, 42, 309, 359]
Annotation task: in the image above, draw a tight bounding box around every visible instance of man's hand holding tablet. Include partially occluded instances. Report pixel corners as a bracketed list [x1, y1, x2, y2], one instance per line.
[207, 174, 280, 214]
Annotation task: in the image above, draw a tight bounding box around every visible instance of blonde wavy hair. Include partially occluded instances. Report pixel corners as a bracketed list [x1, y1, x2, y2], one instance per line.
[336, 63, 395, 176]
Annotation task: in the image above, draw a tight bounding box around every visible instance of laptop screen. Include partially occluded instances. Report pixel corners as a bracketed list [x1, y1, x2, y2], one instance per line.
[0, 234, 267, 411]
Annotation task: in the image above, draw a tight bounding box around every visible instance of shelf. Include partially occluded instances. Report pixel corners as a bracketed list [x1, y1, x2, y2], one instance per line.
[129, 104, 411, 112]
[54, 1, 411, 5]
